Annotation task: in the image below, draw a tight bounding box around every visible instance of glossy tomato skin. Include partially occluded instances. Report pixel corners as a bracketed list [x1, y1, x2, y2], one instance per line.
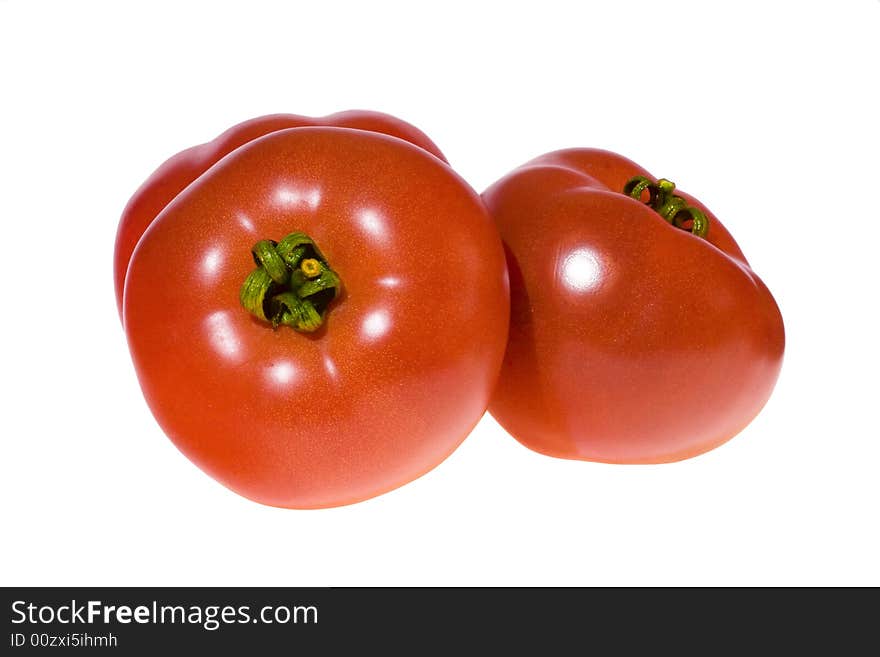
[484, 148, 784, 463]
[114, 110, 447, 319]
[123, 127, 508, 508]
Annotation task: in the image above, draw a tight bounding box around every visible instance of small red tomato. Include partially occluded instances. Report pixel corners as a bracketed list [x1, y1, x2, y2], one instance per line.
[122, 125, 508, 508]
[483, 148, 784, 463]
[114, 110, 446, 320]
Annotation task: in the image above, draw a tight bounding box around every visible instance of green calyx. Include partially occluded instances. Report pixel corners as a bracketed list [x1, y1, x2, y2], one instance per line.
[623, 176, 709, 238]
[239, 232, 341, 333]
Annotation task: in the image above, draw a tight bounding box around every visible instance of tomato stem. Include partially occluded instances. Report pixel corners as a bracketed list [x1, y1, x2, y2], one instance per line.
[623, 176, 709, 238]
[239, 232, 341, 332]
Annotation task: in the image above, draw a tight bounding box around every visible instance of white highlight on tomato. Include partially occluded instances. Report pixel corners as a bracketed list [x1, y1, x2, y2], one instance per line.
[357, 208, 389, 244]
[267, 360, 299, 386]
[376, 276, 401, 288]
[361, 309, 391, 341]
[274, 185, 321, 210]
[205, 311, 243, 360]
[561, 247, 603, 293]
[200, 247, 223, 278]
[237, 212, 256, 233]
[323, 355, 339, 380]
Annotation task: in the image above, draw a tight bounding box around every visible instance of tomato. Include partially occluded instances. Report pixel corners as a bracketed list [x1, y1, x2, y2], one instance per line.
[483, 148, 784, 463]
[122, 126, 508, 508]
[114, 110, 446, 320]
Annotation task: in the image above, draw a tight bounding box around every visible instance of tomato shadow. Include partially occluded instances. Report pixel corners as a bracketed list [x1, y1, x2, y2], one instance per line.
[499, 239, 541, 387]
[494, 240, 561, 450]
[502, 241, 535, 345]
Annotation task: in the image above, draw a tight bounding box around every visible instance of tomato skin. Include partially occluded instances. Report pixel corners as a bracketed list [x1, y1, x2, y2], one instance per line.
[114, 110, 446, 320]
[483, 148, 784, 463]
[123, 127, 508, 508]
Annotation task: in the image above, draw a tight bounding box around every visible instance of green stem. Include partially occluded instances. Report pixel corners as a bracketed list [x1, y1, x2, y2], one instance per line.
[239, 232, 341, 333]
[623, 175, 710, 238]
[672, 206, 709, 237]
[623, 176, 655, 204]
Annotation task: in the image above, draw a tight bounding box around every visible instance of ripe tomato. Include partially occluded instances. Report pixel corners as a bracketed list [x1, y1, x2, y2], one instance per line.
[483, 148, 784, 463]
[122, 127, 508, 508]
[114, 110, 446, 320]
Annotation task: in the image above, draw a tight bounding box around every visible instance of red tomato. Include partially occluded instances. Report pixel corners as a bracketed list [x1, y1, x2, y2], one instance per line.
[122, 127, 508, 508]
[483, 148, 784, 463]
[114, 111, 446, 320]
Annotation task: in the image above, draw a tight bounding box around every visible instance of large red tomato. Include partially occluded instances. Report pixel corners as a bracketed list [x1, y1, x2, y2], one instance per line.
[483, 148, 784, 463]
[122, 126, 508, 508]
[114, 110, 446, 320]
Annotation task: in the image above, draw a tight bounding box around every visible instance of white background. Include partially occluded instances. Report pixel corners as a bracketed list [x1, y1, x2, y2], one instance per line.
[1, 0, 877, 586]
